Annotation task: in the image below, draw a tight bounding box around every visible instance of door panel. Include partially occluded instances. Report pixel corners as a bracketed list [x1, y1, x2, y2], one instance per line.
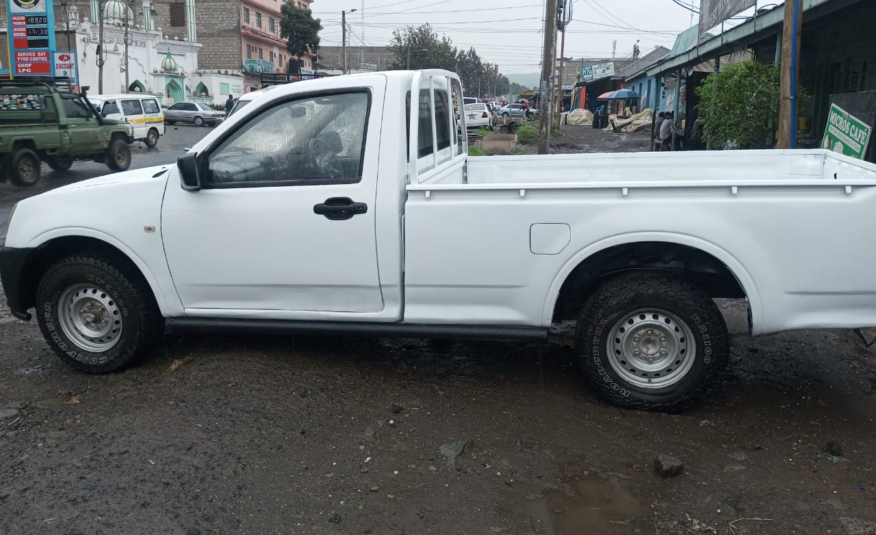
[61, 94, 102, 153]
[161, 84, 385, 316]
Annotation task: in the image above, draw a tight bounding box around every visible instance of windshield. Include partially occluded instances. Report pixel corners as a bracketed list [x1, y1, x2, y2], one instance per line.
[196, 103, 213, 112]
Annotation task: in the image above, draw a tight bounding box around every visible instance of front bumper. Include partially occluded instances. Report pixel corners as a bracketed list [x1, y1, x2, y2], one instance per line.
[0, 247, 33, 321]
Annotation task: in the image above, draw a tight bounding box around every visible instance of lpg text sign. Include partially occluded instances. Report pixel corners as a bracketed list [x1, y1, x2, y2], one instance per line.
[822, 104, 873, 160]
[6, 0, 57, 77]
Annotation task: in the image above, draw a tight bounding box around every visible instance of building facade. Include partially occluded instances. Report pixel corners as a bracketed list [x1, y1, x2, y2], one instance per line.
[2, 0, 315, 97]
[239, 0, 313, 91]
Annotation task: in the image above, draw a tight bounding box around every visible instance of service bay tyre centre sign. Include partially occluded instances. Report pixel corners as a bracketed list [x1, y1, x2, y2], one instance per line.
[5, 0, 59, 76]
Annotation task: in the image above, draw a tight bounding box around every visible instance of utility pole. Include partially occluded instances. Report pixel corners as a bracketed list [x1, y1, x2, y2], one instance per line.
[537, 0, 558, 154]
[124, 0, 131, 93]
[555, 4, 567, 129]
[777, 0, 802, 149]
[342, 9, 356, 74]
[97, 2, 105, 93]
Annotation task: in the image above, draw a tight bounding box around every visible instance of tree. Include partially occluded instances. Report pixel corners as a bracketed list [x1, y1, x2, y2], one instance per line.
[696, 61, 781, 149]
[389, 24, 510, 97]
[510, 82, 530, 94]
[280, 4, 323, 59]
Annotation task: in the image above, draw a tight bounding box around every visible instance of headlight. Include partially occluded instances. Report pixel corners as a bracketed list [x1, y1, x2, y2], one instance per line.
[127, 124, 134, 135]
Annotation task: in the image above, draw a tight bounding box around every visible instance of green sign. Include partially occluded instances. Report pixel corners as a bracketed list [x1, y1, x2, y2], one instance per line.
[822, 104, 873, 159]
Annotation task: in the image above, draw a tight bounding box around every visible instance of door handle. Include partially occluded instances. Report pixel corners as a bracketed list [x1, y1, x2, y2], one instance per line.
[313, 197, 368, 221]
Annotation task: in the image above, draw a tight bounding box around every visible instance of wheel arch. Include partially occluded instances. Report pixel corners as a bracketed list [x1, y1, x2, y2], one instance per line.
[545, 233, 761, 330]
[19, 232, 170, 316]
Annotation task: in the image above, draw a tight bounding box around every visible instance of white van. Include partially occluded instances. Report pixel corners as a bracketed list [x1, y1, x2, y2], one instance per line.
[88, 94, 165, 147]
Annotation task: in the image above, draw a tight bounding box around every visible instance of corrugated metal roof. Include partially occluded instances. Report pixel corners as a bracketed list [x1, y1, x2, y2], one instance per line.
[669, 25, 702, 57]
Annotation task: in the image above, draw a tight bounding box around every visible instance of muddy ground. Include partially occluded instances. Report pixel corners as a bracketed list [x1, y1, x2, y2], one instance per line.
[1, 125, 876, 535]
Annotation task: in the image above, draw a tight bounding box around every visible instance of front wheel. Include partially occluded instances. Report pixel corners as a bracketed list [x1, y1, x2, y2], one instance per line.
[575, 273, 729, 412]
[105, 138, 131, 172]
[144, 128, 159, 148]
[35, 252, 163, 373]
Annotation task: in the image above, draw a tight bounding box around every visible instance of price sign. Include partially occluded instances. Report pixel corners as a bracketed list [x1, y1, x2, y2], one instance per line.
[6, 0, 56, 76]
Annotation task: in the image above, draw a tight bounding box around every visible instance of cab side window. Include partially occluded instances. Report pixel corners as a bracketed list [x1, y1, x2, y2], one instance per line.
[102, 100, 120, 116]
[122, 99, 143, 115]
[61, 95, 92, 119]
[143, 99, 160, 114]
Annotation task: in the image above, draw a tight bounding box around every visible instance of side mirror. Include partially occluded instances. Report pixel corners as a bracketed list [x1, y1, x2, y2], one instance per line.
[177, 152, 202, 191]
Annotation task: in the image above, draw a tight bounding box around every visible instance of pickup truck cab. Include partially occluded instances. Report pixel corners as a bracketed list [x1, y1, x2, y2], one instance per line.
[4, 70, 876, 412]
[0, 79, 133, 186]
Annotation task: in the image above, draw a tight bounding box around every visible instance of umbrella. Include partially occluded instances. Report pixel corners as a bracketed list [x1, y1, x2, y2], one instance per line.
[602, 89, 640, 100]
[597, 91, 614, 100]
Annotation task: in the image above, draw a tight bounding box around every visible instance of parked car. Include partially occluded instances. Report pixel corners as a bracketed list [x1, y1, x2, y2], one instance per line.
[163, 102, 225, 126]
[497, 103, 537, 120]
[5, 70, 876, 414]
[0, 79, 133, 186]
[89, 93, 165, 148]
[463, 102, 494, 130]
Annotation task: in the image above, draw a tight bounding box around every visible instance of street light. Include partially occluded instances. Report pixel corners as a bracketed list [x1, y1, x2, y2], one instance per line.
[341, 8, 357, 74]
[59, 0, 71, 51]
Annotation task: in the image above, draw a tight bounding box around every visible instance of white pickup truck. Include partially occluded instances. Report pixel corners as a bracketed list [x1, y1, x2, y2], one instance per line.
[3, 70, 876, 412]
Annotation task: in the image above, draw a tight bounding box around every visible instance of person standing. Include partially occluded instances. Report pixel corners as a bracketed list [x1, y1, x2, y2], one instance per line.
[659, 111, 674, 150]
[225, 94, 235, 114]
[654, 112, 666, 150]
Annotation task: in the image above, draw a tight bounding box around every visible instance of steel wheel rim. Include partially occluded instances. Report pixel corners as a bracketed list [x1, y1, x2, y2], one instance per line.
[147, 131, 157, 144]
[606, 308, 696, 389]
[58, 284, 123, 352]
[115, 147, 129, 167]
[18, 157, 36, 181]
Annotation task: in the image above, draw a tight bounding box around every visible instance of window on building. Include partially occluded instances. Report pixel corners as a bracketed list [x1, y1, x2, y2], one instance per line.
[258, 48, 263, 60]
[269, 17, 275, 33]
[220, 83, 230, 95]
[243, 7, 249, 23]
[850, 61, 868, 92]
[170, 3, 186, 27]
[255, 12, 261, 28]
[279, 55, 283, 68]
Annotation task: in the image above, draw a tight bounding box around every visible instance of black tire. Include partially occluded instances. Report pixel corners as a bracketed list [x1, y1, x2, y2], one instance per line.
[165, 120, 175, 126]
[105, 138, 131, 172]
[144, 128, 159, 148]
[193, 116, 204, 127]
[35, 252, 163, 373]
[9, 148, 41, 186]
[575, 273, 729, 412]
[47, 156, 74, 172]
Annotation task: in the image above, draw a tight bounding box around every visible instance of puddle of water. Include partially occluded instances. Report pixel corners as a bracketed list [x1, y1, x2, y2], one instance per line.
[544, 473, 652, 535]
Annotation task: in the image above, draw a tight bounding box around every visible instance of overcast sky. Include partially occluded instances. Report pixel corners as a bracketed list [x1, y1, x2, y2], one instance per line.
[309, 0, 723, 74]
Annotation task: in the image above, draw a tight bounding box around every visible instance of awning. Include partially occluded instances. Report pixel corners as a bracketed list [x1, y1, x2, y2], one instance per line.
[598, 89, 641, 100]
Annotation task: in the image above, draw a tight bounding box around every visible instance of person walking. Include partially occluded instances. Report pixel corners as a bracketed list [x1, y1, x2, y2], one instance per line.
[225, 94, 235, 115]
[523, 98, 532, 121]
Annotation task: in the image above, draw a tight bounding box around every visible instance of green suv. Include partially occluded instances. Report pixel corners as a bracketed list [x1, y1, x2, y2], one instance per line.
[0, 78, 134, 187]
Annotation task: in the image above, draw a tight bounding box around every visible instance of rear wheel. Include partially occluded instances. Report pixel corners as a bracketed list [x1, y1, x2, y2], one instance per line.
[105, 138, 131, 172]
[574, 273, 729, 412]
[144, 128, 159, 148]
[9, 148, 41, 186]
[35, 252, 163, 373]
[47, 156, 74, 172]
[193, 116, 204, 127]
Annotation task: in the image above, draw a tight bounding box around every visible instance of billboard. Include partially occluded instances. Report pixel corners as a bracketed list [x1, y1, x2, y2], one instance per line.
[699, 0, 757, 31]
[6, 0, 56, 77]
[580, 62, 615, 82]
